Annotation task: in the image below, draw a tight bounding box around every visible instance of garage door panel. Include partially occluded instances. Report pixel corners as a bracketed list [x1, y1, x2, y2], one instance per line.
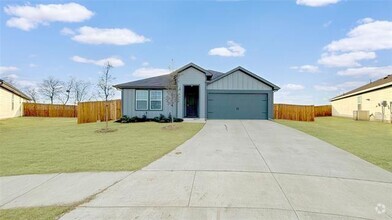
[207, 93, 268, 119]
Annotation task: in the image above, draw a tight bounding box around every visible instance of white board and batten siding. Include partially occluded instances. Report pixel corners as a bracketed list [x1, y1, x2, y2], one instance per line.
[122, 89, 176, 118]
[207, 70, 272, 90]
[176, 67, 207, 118]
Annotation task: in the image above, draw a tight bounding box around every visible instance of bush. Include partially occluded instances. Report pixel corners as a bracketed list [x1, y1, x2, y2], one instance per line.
[116, 114, 183, 123]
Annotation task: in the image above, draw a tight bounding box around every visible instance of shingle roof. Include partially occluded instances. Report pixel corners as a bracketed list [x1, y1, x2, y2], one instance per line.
[114, 74, 172, 89]
[331, 74, 392, 101]
[207, 70, 226, 80]
[113, 63, 279, 90]
[0, 79, 32, 100]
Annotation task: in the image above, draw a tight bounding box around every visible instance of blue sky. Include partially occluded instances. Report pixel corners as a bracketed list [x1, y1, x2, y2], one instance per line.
[1, 0, 391, 104]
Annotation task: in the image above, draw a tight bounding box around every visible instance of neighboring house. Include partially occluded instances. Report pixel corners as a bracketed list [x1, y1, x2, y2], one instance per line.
[114, 63, 280, 120]
[0, 79, 32, 119]
[331, 75, 392, 122]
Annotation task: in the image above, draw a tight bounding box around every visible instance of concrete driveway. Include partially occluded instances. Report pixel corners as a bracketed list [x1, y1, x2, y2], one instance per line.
[62, 120, 392, 220]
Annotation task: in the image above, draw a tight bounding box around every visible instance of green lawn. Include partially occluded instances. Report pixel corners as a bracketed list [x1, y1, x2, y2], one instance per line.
[0, 206, 71, 220]
[0, 117, 203, 176]
[276, 117, 392, 172]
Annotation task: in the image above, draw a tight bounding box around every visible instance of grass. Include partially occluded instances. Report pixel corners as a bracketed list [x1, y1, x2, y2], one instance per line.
[276, 117, 392, 172]
[0, 117, 204, 176]
[0, 206, 71, 220]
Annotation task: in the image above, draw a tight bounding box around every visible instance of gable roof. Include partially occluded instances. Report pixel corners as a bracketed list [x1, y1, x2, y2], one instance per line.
[331, 74, 392, 101]
[208, 66, 280, 91]
[114, 63, 279, 91]
[0, 79, 32, 100]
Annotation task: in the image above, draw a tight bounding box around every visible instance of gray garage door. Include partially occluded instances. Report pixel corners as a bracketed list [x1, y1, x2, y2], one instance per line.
[207, 92, 268, 119]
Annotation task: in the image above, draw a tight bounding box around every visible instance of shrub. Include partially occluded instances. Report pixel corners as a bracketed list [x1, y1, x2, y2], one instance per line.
[115, 114, 183, 123]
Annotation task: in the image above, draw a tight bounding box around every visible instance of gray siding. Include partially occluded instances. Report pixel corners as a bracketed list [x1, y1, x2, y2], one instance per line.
[207, 70, 272, 90]
[122, 89, 176, 118]
[177, 67, 207, 119]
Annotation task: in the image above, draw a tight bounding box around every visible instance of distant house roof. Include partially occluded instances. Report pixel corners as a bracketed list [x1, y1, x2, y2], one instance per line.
[114, 63, 278, 90]
[0, 79, 32, 100]
[331, 74, 392, 101]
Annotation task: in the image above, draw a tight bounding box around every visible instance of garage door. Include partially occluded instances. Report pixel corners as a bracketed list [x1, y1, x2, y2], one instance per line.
[207, 92, 268, 119]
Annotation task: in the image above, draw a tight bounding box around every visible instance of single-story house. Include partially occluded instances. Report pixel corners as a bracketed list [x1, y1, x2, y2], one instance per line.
[114, 63, 280, 120]
[331, 74, 392, 122]
[0, 79, 32, 119]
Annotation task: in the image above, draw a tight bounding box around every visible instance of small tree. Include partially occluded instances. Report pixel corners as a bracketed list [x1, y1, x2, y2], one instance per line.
[74, 80, 91, 104]
[59, 78, 75, 105]
[97, 62, 115, 130]
[25, 87, 39, 103]
[39, 76, 62, 104]
[165, 60, 178, 123]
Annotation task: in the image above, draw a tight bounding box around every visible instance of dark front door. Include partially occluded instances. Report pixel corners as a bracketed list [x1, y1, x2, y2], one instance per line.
[184, 86, 199, 118]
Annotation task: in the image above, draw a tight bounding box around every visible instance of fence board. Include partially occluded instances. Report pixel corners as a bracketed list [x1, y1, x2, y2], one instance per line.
[315, 105, 332, 117]
[274, 104, 315, 121]
[77, 100, 121, 124]
[24, 103, 77, 117]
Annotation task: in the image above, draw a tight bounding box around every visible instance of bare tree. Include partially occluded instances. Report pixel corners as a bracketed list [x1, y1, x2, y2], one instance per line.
[165, 59, 178, 123]
[25, 87, 39, 103]
[74, 80, 91, 104]
[97, 62, 115, 130]
[39, 76, 63, 104]
[58, 78, 75, 105]
[2, 76, 16, 86]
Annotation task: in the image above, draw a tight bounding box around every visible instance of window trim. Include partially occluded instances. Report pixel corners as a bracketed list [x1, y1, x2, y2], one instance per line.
[135, 90, 149, 111]
[134, 89, 164, 111]
[149, 90, 163, 111]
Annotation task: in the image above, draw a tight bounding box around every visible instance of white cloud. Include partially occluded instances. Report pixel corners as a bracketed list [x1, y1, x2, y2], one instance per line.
[60, 27, 75, 36]
[0, 66, 18, 74]
[337, 66, 392, 78]
[357, 17, 374, 24]
[29, 63, 37, 68]
[318, 51, 376, 67]
[4, 3, 93, 31]
[132, 67, 170, 78]
[283, 84, 305, 90]
[130, 56, 137, 61]
[142, 62, 149, 67]
[325, 20, 392, 52]
[290, 65, 319, 73]
[323, 20, 332, 28]
[314, 81, 366, 92]
[296, 0, 340, 7]
[208, 41, 245, 57]
[71, 26, 150, 45]
[71, 55, 125, 67]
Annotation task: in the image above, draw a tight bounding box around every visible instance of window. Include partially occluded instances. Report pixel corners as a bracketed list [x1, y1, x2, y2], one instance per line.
[150, 90, 163, 110]
[357, 96, 362, 110]
[136, 90, 148, 110]
[11, 94, 14, 110]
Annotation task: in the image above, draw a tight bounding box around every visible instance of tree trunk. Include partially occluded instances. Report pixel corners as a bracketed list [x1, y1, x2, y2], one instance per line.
[105, 101, 108, 130]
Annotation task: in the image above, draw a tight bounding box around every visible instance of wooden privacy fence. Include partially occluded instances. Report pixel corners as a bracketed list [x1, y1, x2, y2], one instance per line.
[274, 104, 332, 121]
[274, 104, 315, 121]
[77, 100, 121, 124]
[314, 105, 332, 117]
[24, 103, 77, 117]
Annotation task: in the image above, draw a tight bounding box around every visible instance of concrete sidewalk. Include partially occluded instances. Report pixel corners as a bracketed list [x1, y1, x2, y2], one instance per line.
[61, 120, 392, 220]
[0, 172, 131, 209]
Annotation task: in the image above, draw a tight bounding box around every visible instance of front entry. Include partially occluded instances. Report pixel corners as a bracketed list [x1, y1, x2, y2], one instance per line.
[184, 85, 199, 118]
